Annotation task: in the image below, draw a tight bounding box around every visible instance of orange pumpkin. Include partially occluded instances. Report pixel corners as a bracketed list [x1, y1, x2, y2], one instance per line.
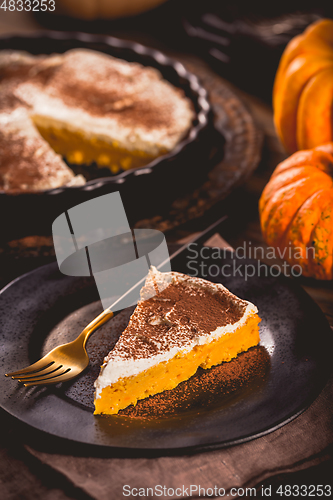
[273, 19, 333, 154]
[259, 143, 333, 280]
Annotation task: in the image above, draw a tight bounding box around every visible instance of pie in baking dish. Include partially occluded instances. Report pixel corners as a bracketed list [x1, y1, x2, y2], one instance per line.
[0, 48, 194, 191]
[94, 267, 261, 415]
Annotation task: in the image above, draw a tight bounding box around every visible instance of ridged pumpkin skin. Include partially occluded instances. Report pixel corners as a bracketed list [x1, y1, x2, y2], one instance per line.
[259, 143, 333, 280]
[273, 19, 333, 154]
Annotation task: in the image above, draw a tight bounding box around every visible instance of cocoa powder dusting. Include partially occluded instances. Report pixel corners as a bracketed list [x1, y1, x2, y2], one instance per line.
[110, 278, 246, 361]
[0, 129, 71, 191]
[164, 279, 243, 331]
[43, 51, 175, 130]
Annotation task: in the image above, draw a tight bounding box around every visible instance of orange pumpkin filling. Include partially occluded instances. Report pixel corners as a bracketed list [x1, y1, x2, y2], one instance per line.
[36, 125, 161, 174]
[94, 315, 260, 415]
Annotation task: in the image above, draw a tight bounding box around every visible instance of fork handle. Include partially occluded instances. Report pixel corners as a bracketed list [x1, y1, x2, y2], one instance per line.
[77, 309, 115, 347]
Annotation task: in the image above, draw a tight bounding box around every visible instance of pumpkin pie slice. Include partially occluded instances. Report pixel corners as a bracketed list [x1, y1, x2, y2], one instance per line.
[0, 107, 85, 192]
[94, 267, 261, 415]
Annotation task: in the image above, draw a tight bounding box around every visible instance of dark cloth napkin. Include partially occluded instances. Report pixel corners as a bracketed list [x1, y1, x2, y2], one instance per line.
[25, 372, 333, 499]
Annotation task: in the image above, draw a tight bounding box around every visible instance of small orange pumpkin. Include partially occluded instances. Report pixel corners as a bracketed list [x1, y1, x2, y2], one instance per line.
[259, 143, 333, 280]
[273, 19, 333, 154]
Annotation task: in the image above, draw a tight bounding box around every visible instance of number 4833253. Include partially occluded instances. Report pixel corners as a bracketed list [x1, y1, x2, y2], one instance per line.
[0, 0, 56, 11]
[276, 484, 332, 496]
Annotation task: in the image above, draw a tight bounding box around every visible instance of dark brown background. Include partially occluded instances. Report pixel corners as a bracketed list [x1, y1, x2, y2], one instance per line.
[0, 5, 332, 499]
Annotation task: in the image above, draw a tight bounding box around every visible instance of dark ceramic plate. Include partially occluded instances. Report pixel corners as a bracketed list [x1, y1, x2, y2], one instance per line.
[0, 31, 213, 240]
[0, 247, 332, 454]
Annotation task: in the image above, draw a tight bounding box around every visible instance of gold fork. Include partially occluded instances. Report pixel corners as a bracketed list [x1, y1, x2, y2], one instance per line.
[5, 216, 227, 386]
[5, 309, 114, 386]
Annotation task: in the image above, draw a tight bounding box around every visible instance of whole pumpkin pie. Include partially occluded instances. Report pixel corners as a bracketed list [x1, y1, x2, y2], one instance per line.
[94, 267, 261, 415]
[0, 48, 194, 185]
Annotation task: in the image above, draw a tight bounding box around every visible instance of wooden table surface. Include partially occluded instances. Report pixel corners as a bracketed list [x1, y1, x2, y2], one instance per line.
[0, 9, 332, 498]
